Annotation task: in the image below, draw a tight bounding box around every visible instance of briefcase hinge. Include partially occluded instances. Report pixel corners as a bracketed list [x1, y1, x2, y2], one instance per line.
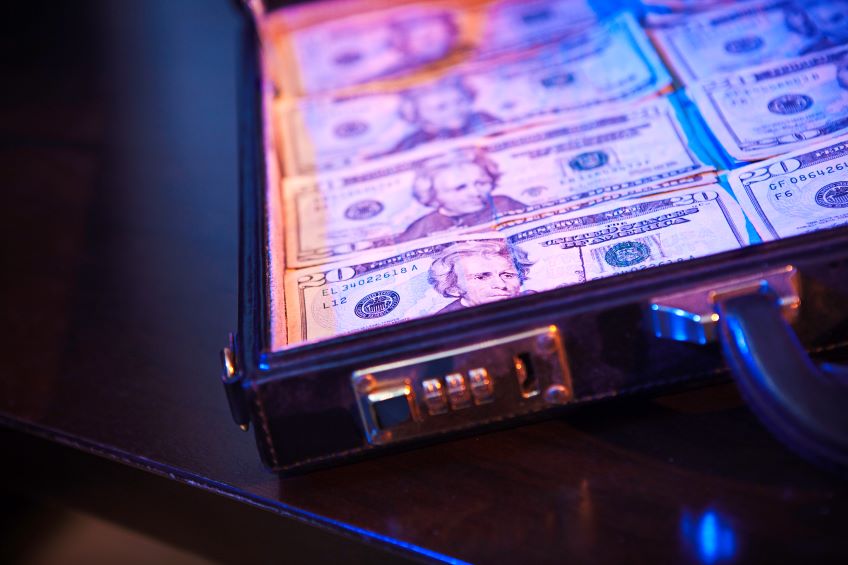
[221, 332, 251, 432]
[648, 265, 800, 345]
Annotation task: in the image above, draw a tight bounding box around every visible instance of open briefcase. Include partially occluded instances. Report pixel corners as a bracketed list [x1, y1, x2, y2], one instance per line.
[221, 0, 848, 473]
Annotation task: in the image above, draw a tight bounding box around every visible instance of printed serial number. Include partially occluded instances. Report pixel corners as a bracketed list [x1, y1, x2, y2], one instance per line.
[770, 163, 848, 189]
[321, 266, 418, 296]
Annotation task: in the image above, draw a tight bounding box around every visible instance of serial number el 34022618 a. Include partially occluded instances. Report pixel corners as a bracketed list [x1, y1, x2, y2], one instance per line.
[315, 266, 420, 309]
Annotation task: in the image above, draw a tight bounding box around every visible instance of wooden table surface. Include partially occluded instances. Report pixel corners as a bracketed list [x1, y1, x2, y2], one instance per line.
[2, 2, 846, 563]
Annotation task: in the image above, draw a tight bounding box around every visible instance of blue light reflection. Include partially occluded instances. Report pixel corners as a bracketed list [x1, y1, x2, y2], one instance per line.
[680, 509, 737, 564]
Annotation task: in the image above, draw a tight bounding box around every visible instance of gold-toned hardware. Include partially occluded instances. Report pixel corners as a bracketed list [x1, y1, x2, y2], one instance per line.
[422, 379, 448, 415]
[468, 368, 494, 404]
[445, 373, 472, 409]
[649, 265, 800, 344]
[514, 353, 540, 398]
[544, 384, 572, 405]
[352, 326, 573, 446]
[221, 347, 237, 380]
[535, 332, 558, 353]
[221, 344, 249, 432]
[367, 383, 417, 433]
[353, 374, 376, 394]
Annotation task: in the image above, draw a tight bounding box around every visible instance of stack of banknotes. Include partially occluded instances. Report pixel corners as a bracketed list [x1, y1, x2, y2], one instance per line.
[262, 0, 848, 344]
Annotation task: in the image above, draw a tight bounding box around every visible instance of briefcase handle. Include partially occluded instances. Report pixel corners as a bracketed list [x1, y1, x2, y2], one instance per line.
[716, 292, 848, 473]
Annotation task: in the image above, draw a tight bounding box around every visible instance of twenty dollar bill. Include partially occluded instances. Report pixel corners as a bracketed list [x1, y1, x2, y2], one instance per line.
[283, 186, 749, 343]
[263, 0, 615, 96]
[276, 12, 671, 175]
[728, 134, 848, 240]
[652, 1, 848, 83]
[283, 98, 712, 267]
[690, 45, 848, 161]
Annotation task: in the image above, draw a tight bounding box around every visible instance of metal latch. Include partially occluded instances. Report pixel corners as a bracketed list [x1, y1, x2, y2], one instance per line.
[648, 265, 800, 344]
[352, 326, 573, 446]
[221, 332, 250, 432]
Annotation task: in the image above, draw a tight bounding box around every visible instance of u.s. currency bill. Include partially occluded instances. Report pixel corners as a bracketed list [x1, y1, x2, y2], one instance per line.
[262, 0, 613, 96]
[642, 0, 769, 28]
[282, 186, 750, 343]
[652, 1, 848, 84]
[262, 1, 470, 96]
[503, 185, 752, 293]
[641, 1, 755, 14]
[728, 135, 848, 240]
[284, 233, 507, 343]
[276, 12, 671, 175]
[283, 98, 712, 267]
[690, 45, 848, 161]
[477, 0, 604, 57]
[493, 170, 718, 228]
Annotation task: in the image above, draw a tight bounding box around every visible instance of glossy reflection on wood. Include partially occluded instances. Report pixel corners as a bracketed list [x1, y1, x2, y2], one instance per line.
[1, 1, 846, 564]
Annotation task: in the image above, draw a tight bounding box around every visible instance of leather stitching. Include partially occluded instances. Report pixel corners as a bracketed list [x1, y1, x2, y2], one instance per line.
[251, 379, 280, 469]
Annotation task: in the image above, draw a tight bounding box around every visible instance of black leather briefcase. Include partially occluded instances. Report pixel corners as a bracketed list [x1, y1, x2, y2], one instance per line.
[222, 0, 848, 473]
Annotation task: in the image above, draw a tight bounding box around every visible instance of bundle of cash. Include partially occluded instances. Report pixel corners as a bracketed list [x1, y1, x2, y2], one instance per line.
[262, 0, 848, 345]
[276, 12, 671, 175]
[285, 186, 749, 342]
[652, 1, 848, 83]
[283, 98, 713, 268]
[689, 45, 848, 161]
[262, 0, 615, 96]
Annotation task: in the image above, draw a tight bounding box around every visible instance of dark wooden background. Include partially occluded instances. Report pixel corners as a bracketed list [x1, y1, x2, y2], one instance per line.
[2, 1, 846, 563]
